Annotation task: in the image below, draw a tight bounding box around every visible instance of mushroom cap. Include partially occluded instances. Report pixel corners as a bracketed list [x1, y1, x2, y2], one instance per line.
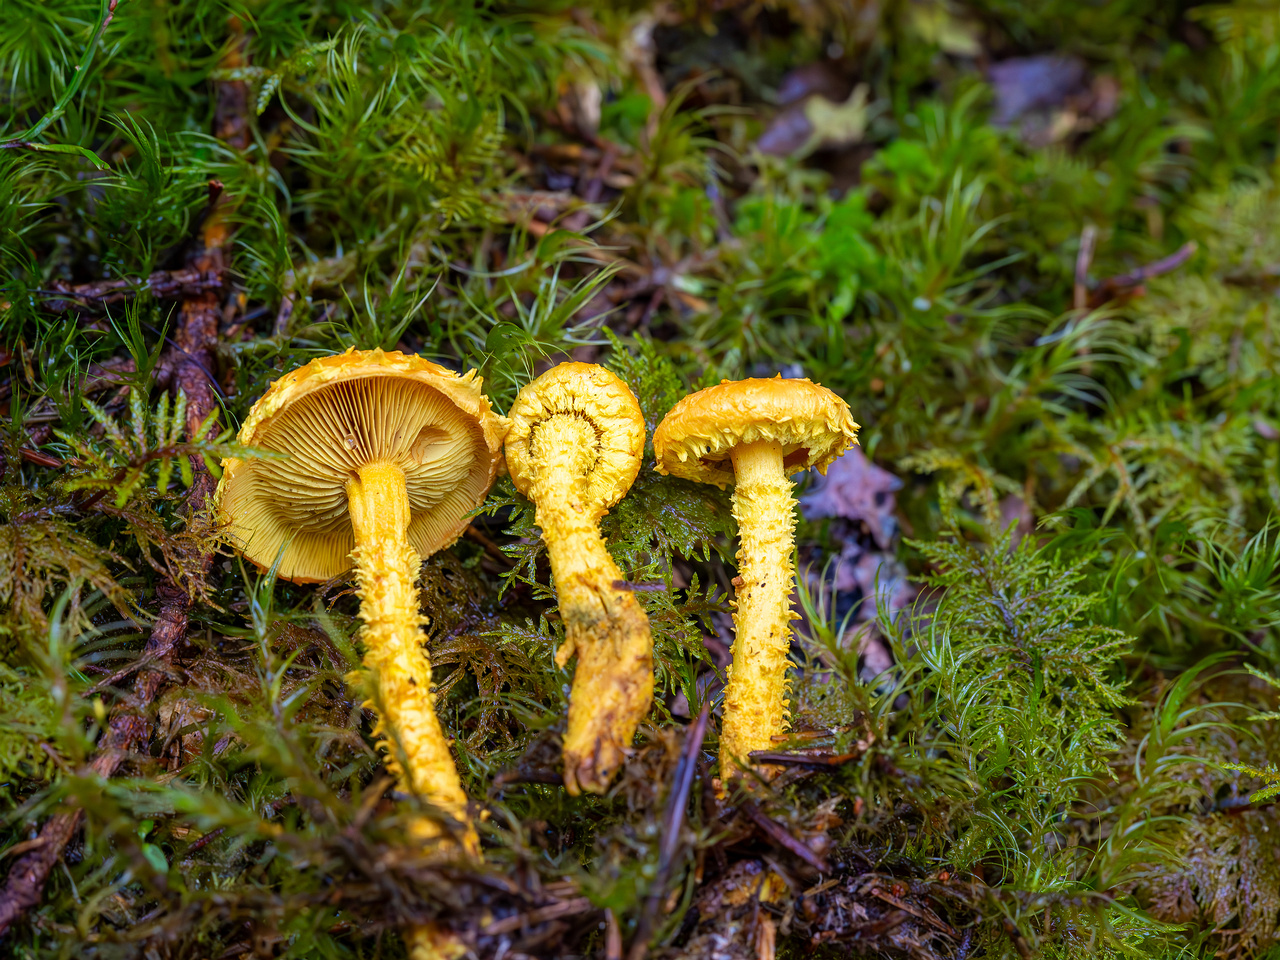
[505, 362, 644, 510]
[216, 348, 509, 583]
[653, 376, 859, 488]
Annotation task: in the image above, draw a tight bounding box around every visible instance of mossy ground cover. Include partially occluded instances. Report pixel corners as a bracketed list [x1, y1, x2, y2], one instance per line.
[3, 1, 1280, 958]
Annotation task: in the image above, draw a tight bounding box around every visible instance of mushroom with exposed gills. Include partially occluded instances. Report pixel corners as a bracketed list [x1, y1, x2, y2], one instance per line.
[505, 362, 652, 795]
[653, 377, 858, 780]
[215, 348, 508, 851]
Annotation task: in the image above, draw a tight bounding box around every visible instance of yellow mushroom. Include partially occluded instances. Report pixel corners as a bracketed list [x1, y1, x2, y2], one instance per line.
[653, 377, 858, 778]
[215, 347, 507, 849]
[505, 362, 652, 795]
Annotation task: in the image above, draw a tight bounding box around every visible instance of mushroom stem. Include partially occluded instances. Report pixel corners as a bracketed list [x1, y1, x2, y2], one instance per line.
[528, 415, 653, 795]
[346, 460, 475, 852]
[722, 439, 797, 776]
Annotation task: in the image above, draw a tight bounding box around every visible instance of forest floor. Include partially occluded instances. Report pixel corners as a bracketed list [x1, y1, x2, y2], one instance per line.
[3, 1, 1280, 958]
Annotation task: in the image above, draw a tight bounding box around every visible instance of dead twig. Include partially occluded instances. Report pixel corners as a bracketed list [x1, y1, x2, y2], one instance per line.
[0, 838, 49, 861]
[606, 908, 623, 960]
[463, 524, 512, 565]
[746, 750, 864, 769]
[1002, 917, 1034, 959]
[480, 897, 596, 936]
[1087, 241, 1197, 307]
[868, 886, 958, 938]
[39, 268, 225, 313]
[809, 909, 909, 947]
[181, 827, 226, 856]
[84, 651, 160, 697]
[0, 748, 118, 934]
[0, 23, 249, 939]
[1073, 224, 1096, 311]
[18, 449, 63, 468]
[626, 701, 712, 960]
[740, 802, 831, 873]
[612, 580, 667, 593]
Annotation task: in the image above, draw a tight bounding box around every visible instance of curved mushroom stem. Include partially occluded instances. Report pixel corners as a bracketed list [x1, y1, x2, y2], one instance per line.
[529, 415, 653, 795]
[346, 460, 476, 851]
[722, 439, 797, 779]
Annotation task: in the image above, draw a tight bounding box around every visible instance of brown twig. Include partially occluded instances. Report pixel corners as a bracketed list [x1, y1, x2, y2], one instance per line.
[1087, 241, 1198, 307]
[1073, 224, 1096, 311]
[746, 750, 864, 769]
[463, 524, 512, 565]
[479, 897, 596, 936]
[83, 651, 160, 697]
[1002, 917, 1034, 959]
[809, 910, 909, 947]
[0, 746, 122, 934]
[18, 449, 63, 468]
[39, 268, 225, 313]
[606, 908, 623, 960]
[868, 887, 958, 938]
[181, 827, 227, 856]
[491, 766, 565, 788]
[626, 701, 712, 960]
[740, 802, 831, 873]
[0, 838, 48, 861]
[612, 579, 667, 593]
[0, 23, 249, 939]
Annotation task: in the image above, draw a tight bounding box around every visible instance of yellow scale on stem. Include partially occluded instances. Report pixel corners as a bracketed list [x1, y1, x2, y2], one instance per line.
[721, 439, 799, 768]
[347, 460, 475, 851]
[214, 349, 510, 960]
[653, 377, 859, 784]
[505, 363, 652, 795]
[529, 414, 652, 786]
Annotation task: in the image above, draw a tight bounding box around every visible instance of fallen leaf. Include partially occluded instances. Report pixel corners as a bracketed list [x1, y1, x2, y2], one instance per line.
[843, 548, 916, 618]
[756, 103, 815, 157]
[776, 62, 851, 106]
[988, 55, 1087, 126]
[998, 494, 1035, 547]
[800, 446, 903, 548]
[805, 84, 871, 149]
[757, 84, 871, 158]
[907, 0, 983, 57]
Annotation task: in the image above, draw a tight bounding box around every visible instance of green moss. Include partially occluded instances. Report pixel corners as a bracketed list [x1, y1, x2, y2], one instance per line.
[3, 1, 1280, 957]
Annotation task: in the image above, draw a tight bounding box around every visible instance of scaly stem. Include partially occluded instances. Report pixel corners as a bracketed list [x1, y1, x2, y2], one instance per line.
[530, 415, 653, 795]
[722, 439, 797, 776]
[346, 460, 475, 851]
[348, 462, 472, 960]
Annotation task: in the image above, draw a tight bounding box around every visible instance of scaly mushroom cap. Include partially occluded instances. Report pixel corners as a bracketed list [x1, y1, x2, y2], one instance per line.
[653, 376, 859, 489]
[505, 362, 645, 515]
[216, 348, 509, 583]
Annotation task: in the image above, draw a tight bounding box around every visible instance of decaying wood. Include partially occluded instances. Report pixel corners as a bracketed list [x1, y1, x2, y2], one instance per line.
[40, 268, 226, 313]
[0, 23, 249, 939]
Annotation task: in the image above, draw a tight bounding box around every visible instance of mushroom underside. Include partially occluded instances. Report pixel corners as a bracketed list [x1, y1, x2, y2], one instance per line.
[221, 376, 490, 581]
